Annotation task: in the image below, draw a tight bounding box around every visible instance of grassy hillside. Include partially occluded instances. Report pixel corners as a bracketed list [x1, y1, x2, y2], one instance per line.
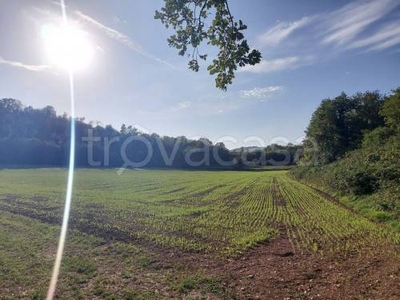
[291, 134, 400, 231]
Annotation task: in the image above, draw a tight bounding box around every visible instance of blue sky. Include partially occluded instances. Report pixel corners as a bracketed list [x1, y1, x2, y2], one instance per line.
[1, 0, 399, 148]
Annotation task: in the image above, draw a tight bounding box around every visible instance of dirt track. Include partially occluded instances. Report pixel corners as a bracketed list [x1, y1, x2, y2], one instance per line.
[161, 232, 400, 299]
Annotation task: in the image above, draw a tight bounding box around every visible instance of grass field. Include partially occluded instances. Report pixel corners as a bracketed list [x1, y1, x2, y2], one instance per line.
[0, 169, 399, 299]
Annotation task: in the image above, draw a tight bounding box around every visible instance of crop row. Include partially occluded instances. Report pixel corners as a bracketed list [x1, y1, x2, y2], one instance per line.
[0, 169, 398, 255]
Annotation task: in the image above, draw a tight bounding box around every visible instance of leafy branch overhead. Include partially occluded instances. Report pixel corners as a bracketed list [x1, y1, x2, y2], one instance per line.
[155, 0, 262, 90]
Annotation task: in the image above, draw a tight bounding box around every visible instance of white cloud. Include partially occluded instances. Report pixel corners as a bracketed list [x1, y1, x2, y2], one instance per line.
[112, 15, 127, 25]
[240, 86, 283, 100]
[178, 101, 192, 109]
[75, 11, 177, 70]
[240, 56, 313, 74]
[0, 56, 50, 72]
[247, 0, 399, 74]
[198, 87, 283, 113]
[348, 21, 400, 51]
[165, 87, 283, 116]
[167, 101, 192, 112]
[321, 0, 399, 46]
[259, 17, 310, 46]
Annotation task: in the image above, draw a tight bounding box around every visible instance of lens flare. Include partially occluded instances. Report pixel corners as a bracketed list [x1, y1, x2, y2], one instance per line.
[42, 23, 93, 71]
[46, 1, 79, 300]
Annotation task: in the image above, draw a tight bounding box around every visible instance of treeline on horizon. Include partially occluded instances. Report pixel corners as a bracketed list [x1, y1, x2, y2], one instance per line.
[0, 98, 301, 169]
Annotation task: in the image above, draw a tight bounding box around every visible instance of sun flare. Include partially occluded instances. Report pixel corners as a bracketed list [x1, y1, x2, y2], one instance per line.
[42, 24, 93, 71]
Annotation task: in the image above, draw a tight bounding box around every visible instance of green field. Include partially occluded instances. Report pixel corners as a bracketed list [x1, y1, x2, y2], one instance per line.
[0, 169, 399, 299]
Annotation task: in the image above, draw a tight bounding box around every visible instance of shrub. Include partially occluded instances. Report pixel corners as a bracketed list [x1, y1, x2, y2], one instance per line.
[347, 172, 379, 195]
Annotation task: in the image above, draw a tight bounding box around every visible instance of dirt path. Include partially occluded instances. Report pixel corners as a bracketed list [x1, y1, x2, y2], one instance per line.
[220, 236, 399, 299]
[161, 232, 399, 299]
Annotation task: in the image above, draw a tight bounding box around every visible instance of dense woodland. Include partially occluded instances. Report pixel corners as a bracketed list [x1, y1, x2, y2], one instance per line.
[291, 88, 400, 231]
[0, 98, 300, 169]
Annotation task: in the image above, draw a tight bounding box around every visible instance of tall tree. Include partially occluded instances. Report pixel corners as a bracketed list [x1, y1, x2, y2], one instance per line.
[155, 0, 261, 90]
[305, 91, 385, 164]
[381, 88, 400, 132]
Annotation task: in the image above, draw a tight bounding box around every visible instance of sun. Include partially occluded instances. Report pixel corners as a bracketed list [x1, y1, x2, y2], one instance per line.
[42, 24, 93, 71]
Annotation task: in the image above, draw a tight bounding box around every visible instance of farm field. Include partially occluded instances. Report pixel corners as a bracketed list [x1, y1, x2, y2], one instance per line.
[0, 169, 399, 299]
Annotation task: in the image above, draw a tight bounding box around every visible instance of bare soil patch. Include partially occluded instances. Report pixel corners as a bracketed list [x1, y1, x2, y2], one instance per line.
[160, 233, 400, 299]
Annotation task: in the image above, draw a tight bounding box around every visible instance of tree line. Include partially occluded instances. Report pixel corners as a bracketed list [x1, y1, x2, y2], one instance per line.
[0, 98, 300, 169]
[300, 89, 399, 165]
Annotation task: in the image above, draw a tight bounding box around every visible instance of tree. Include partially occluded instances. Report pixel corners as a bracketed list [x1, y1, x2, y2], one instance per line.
[0, 98, 23, 139]
[305, 91, 385, 164]
[381, 88, 400, 132]
[155, 0, 261, 90]
[348, 91, 386, 147]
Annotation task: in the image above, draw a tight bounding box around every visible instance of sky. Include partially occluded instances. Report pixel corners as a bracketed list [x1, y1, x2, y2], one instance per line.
[0, 0, 399, 149]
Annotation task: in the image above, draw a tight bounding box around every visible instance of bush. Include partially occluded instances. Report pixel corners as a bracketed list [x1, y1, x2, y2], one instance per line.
[362, 127, 395, 149]
[347, 172, 379, 195]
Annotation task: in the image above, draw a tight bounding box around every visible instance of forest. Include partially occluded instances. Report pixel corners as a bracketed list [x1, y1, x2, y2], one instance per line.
[0, 98, 301, 169]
